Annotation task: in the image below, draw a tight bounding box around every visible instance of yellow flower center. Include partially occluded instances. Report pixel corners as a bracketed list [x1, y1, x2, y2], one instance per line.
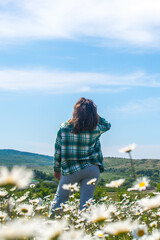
[50, 232, 61, 240]
[98, 234, 104, 237]
[21, 208, 28, 214]
[137, 229, 145, 237]
[94, 216, 106, 223]
[139, 182, 146, 188]
[115, 229, 129, 235]
[6, 176, 15, 186]
[126, 149, 131, 153]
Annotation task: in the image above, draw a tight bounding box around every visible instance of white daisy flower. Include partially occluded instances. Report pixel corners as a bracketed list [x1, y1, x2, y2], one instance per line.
[104, 219, 135, 235]
[156, 210, 160, 216]
[94, 230, 108, 239]
[152, 192, 160, 195]
[132, 225, 148, 239]
[0, 188, 8, 197]
[107, 204, 117, 214]
[87, 178, 97, 185]
[82, 198, 95, 208]
[100, 196, 108, 201]
[119, 143, 136, 153]
[127, 187, 138, 191]
[149, 229, 160, 240]
[30, 183, 36, 188]
[85, 204, 111, 223]
[38, 219, 67, 240]
[149, 221, 158, 228]
[62, 182, 80, 192]
[16, 192, 29, 203]
[74, 223, 84, 229]
[29, 198, 42, 205]
[94, 231, 104, 239]
[15, 203, 34, 216]
[63, 214, 70, 220]
[76, 217, 86, 224]
[0, 166, 33, 189]
[132, 177, 150, 191]
[44, 194, 51, 199]
[0, 218, 41, 239]
[10, 186, 17, 191]
[8, 197, 15, 212]
[105, 179, 125, 188]
[59, 228, 90, 240]
[138, 195, 160, 211]
[35, 205, 47, 211]
[0, 211, 8, 222]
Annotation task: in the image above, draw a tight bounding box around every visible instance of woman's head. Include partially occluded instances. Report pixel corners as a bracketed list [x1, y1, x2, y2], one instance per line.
[71, 97, 98, 133]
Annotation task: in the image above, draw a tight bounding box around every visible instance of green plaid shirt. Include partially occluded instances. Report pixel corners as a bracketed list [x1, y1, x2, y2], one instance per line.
[53, 116, 111, 176]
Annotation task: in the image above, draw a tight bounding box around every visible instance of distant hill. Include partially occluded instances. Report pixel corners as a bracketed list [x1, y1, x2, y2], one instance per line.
[0, 149, 159, 183]
[0, 149, 53, 167]
[102, 157, 160, 181]
[103, 157, 160, 171]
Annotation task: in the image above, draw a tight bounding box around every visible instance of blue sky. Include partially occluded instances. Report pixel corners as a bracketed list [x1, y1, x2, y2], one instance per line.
[0, 0, 160, 159]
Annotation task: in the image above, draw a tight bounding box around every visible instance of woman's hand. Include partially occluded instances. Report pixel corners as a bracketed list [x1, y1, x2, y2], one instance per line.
[54, 171, 61, 181]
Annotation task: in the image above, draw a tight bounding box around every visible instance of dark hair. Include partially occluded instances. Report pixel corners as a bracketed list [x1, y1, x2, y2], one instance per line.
[70, 97, 98, 134]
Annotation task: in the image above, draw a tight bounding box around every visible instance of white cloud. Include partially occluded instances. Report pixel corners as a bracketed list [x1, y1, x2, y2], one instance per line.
[1, 0, 160, 47]
[115, 97, 160, 114]
[0, 69, 160, 93]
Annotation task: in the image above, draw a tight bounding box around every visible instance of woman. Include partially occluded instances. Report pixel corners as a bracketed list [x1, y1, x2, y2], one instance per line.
[49, 97, 111, 216]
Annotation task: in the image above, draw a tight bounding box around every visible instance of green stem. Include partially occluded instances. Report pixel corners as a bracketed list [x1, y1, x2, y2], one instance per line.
[128, 152, 137, 181]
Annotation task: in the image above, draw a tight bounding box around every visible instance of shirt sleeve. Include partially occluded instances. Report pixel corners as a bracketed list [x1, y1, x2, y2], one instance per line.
[53, 128, 62, 172]
[97, 116, 111, 134]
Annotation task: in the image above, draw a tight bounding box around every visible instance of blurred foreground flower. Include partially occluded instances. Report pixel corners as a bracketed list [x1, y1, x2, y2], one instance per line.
[138, 195, 160, 211]
[105, 179, 125, 188]
[84, 204, 111, 223]
[119, 143, 137, 180]
[0, 166, 33, 189]
[104, 219, 136, 235]
[148, 229, 160, 240]
[59, 228, 91, 240]
[0, 218, 42, 239]
[38, 219, 67, 240]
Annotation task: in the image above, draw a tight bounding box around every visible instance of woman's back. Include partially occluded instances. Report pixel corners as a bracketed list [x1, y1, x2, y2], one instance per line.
[54, 116, 111, 175]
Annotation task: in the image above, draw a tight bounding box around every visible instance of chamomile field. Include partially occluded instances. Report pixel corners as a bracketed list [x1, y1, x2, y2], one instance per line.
[0, 164, 160, 240]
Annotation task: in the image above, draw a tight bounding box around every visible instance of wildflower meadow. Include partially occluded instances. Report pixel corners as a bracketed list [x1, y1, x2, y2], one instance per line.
[0, 145, 160, 240]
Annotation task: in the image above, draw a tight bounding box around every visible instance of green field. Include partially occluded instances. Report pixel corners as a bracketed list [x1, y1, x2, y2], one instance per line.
[1, 149, 160, 240]
[0, 149, 159, 187]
